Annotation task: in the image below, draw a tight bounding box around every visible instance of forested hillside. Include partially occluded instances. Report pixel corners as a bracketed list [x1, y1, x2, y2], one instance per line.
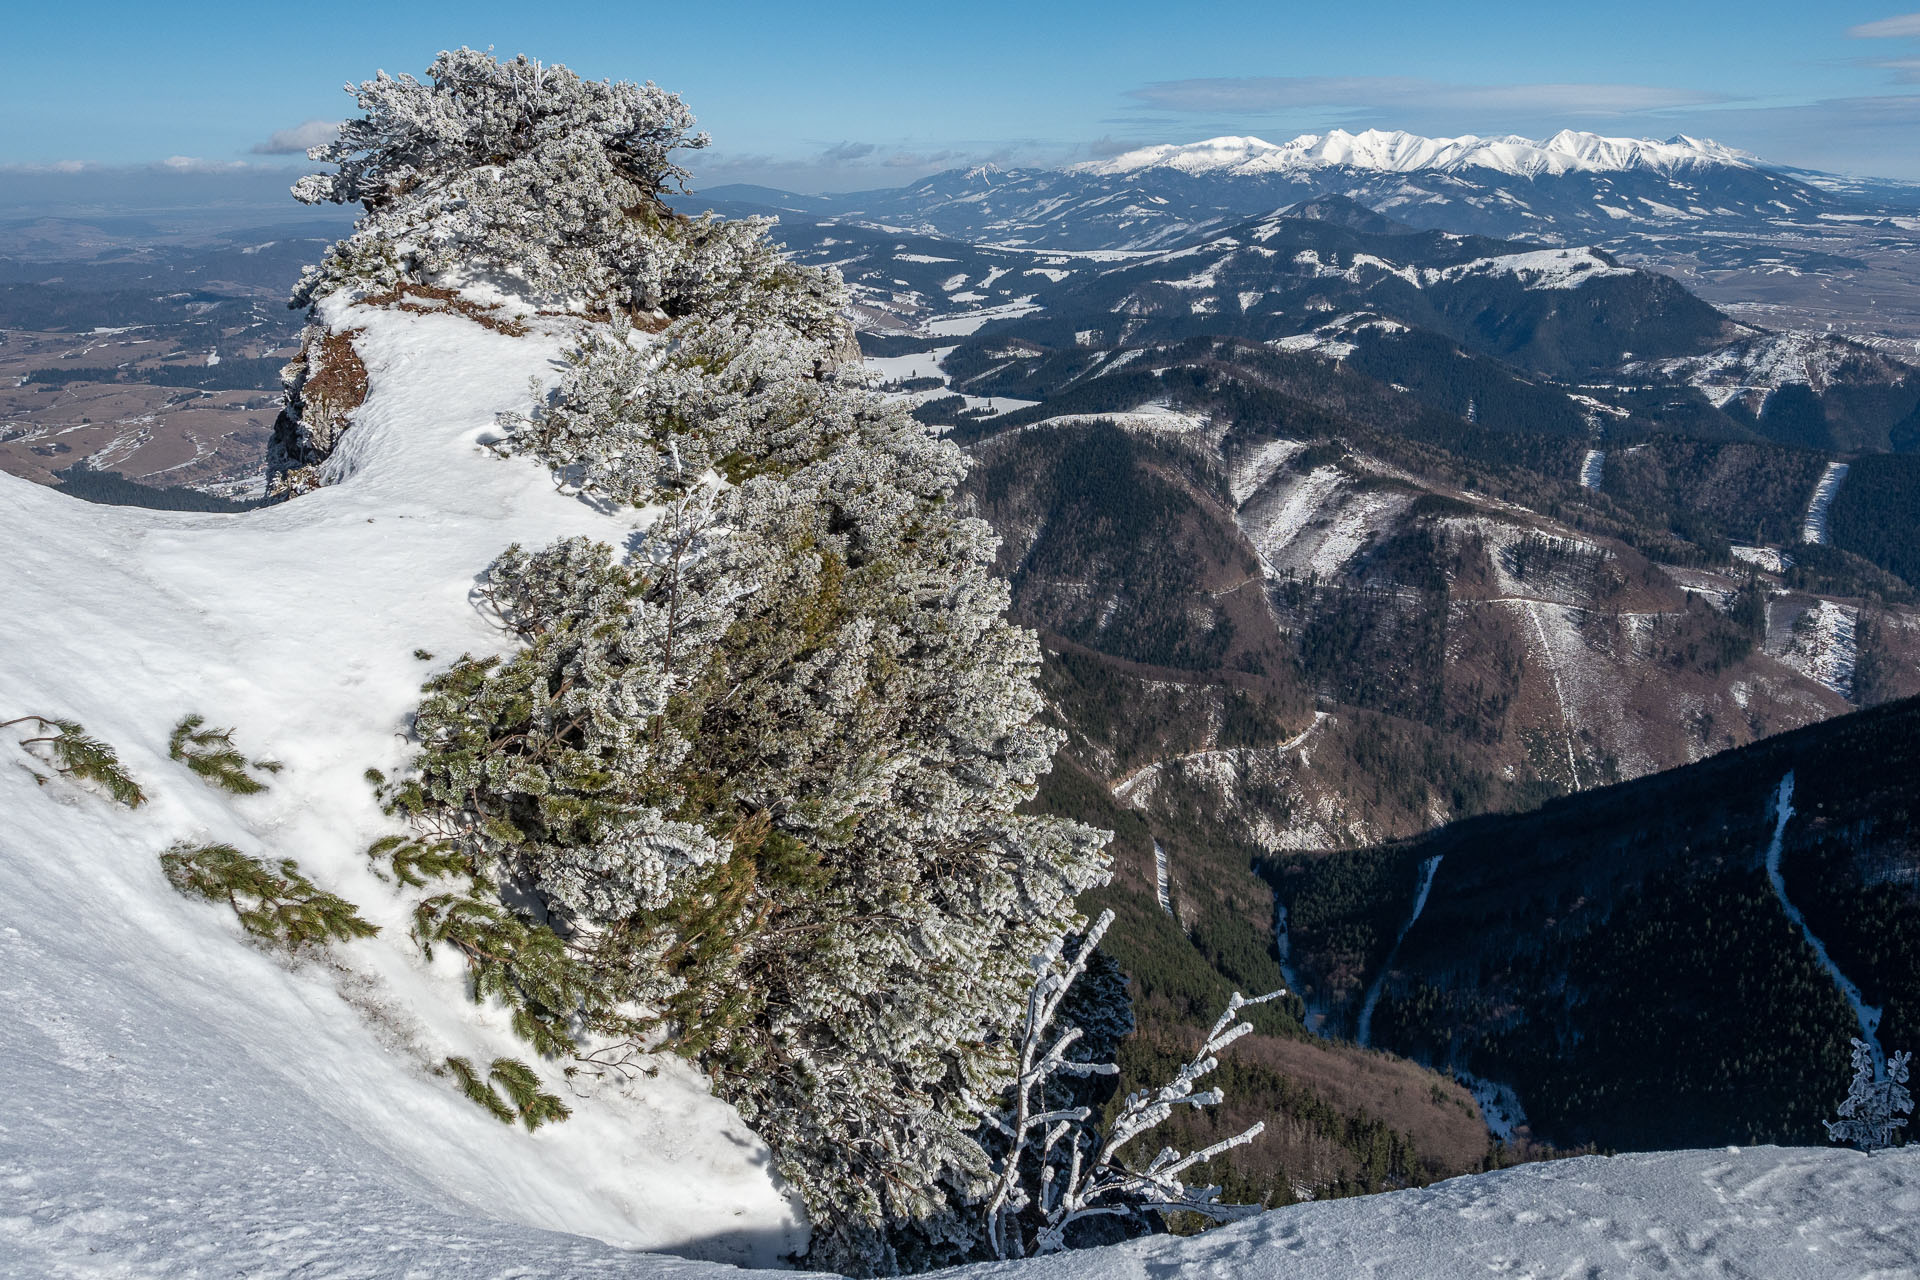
[1274, 694, 1920, 1151]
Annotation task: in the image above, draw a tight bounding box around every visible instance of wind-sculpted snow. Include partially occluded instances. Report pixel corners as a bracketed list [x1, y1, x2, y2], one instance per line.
[957, 1147, 1920, 1279]
[0, 299, 805, 1268]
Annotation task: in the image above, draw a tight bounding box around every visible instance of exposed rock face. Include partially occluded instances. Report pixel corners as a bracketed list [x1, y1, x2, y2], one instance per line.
[266, 326, 369, 499]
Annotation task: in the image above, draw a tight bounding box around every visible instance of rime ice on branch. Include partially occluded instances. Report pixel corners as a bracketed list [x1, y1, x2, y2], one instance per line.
[1827, 1038, 1913, 1153]
[971, 908, 1282, 1259]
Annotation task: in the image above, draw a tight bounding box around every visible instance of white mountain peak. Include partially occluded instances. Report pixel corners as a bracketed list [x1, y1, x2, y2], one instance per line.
[1073, 129, 1758, 179]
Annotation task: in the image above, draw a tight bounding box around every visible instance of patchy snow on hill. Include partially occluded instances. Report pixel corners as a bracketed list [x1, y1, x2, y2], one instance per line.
[0, 297, 808, 1272]
[1431, 246, 1633, 290]
[1732, 544, 1794, 574]
[1779, 598, 1859, 700]
[1579, 448, 1605, 489]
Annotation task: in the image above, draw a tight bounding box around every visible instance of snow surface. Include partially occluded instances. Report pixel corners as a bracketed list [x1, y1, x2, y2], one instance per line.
[0, 296, 806, 1270]
[962, 1146, 1920, 1279]
[1023, 403, 1208, 435]
[921, 297, 1042, 337]
[865, 345, 956, 385]
[1152, 840, 1173, 916]
[1074, 129, 1755, 179]
[1432, 247, 1633, 291]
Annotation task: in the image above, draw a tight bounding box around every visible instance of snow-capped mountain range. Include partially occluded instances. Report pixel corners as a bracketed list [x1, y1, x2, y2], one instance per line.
[1074, 129, 1758, 180]
[697, 128, 1917, 253]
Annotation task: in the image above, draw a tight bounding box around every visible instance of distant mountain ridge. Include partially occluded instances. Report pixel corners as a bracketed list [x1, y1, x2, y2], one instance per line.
[1074, 129, 1758, 179]
[693, 128, 1918, 255]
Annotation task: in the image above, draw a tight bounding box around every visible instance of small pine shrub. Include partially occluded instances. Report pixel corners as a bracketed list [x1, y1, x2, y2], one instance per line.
[4, 714, 145, 807]
[160, 842, 378, 948]
[443, 1055, 571, 1130]
[168, 713, 281, 795]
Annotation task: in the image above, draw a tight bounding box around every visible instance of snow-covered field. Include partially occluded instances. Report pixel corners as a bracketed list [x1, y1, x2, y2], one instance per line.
[1778, 598, 1859, 700]
[1732, 544, 1793, 574]
[1235, 464, 1411, 579]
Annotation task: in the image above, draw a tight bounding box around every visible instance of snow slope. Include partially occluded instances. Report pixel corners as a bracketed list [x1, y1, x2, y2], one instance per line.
[960, 1146, 1920, 1279]
[0, 295, 806, 1270]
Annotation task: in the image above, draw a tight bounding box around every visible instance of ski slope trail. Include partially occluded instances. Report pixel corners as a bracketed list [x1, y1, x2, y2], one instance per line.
[1153, 840, 1173, 915]
[1802, 460, 1850, 545]
[1518, 599, 1583, 789]
[1762, 772, 1885, 1070]
[1355, 854, 1443, 1047]
[1579, 448, 1604, 490]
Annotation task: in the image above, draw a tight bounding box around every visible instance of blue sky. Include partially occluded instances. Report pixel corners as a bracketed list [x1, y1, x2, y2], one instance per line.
[6, 0, 1920, 190]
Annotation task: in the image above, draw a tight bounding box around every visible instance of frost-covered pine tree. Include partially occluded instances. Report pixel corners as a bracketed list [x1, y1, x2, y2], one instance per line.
[1826, 1039, 1912, 1152]
[288, 49, 1112, 1274]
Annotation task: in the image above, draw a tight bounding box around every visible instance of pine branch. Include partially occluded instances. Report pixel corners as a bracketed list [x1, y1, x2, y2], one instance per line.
[168, 713, 276, 795]
[160, 842, 378, 949]
[6, 714, 145, 807]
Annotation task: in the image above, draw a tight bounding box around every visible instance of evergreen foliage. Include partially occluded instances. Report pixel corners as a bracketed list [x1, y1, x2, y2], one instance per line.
[160, 842, 378, 948]
[443, 1055, 573, 1131]
[296, 48, 1112, 1271]
[4, 714, 146, 807]
[289, 48, 840, 342]
[168, 714, 281, 795]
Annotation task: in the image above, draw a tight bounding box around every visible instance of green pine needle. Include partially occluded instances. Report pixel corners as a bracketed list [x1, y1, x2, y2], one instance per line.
[367, 834, 472, 887]
[445, 1056, 517, 1124]
[4, 714, 145, 807]
[160, 842, 379, 949]
[489, 1057, 573, 1131]
[168, 713, 277, 795]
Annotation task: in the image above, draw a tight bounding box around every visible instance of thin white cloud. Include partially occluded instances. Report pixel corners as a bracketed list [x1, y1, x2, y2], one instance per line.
[1128, 76, 1731, 118]
[251, 120, 342, 156]
[162, 155, 248, 172]
[1863, 56, 1920, 81]
[820, 141, 877, 162]
[1848, 13, 1920, 38]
